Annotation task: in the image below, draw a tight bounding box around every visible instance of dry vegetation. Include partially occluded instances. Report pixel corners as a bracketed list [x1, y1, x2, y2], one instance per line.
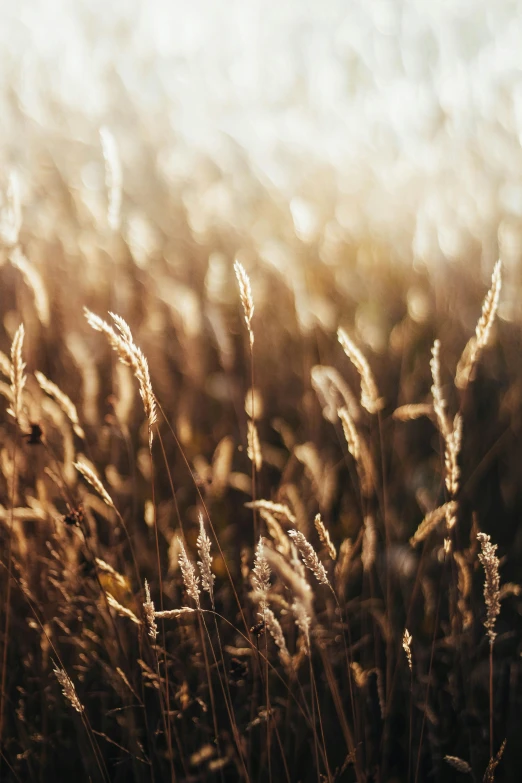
[0, 136, 521, 783]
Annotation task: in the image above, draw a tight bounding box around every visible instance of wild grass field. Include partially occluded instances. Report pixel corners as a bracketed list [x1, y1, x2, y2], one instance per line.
[2, 5, 522, 781]
[0, 130, 520, 783]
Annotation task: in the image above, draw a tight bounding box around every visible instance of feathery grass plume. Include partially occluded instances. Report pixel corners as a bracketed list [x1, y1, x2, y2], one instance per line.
[409, 501, 457, 547]
[247, 420, 262, 472]
[361, 516, 377, 571]
[337, 328, 384, 414]
[106, 593, 141, 625]
[444, 756, 472, 774]
[402, 629, 412, 671]
[35, 371, 85, 439]
[143, 579, 158, 641]
[84, 309, 157, 444]
[234, 259, 254, 348]
[311, 364, 360, 423]
[0, 171, 21, 247]
[291, 599, 311, 656]
[10, 247, 50, 327]
[74, 461, 114, 508]
[264, 607, 291, 667]
[244, 500, 296, 524]
[154, 608, 196, 619]
[314, 513, 336, 560]
[53, 664, 83, 713]
[263, 546, 312, 612]
[430, 339, 450, 438]
[7, 324, 26, 426]
[251, 537, 271, 616]
[178, 538, 201, 608]
[197, 514, 215, 606]
[477, 533, 501, 645]
[392, 403, 433, 421]
[483, 740, 506, 782]
[288, 529, 330, 587]
[95, 558, 127, 589]
[456, 260, 502, 389]
[100, 126, 122, 232]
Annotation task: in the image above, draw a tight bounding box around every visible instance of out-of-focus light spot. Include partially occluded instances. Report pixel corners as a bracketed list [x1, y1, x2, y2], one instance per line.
[407, 287, 431, 324]
[290, 197, 319, 243]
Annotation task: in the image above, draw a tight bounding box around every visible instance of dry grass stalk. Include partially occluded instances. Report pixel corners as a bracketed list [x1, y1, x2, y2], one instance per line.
[10, 247, 50, 327]
[8, 324, 26, 426]
[483, 739, 506, 782]
[454, 551, 473, 631]
[74, 461, 114, 508]
[143, 579, 158, 641]
[251, 537, 271, 616]
[311, 364, 360, 423]
[314, 513, 336, 560]
[0, 171, 21, 247]
[335, 538, 354, 587]
[53, 665, 83, 713]
[430, 339, 450, 438]
[445, 413, 463, 497]
[233, 259, 254, 348]
[264, 607, 291, 667]
[94, 558, 127, 589]
[245, 500, 296, 524]
[402, 629, 412, 671]
[0, 351, 12, 379]
[247, 420, 262, 472]
[260, 509, 291, 557]
[477, 533, 501, 645]
[291, 599, 311, 656]
[35, 371, 85, 438]
[154, 608, 196, 619]
[409, 501, 457, 547]
[456, 260, 502, 389]
[444, 756, 472, 774]
[392, 403, 433, 421]
[361, 516, 377, 571]
[106, 593, 141, 625]
[337, 328, 384, 414]
[338, 406, 375, 496]
[178, 538, 201, 608]
[84, 309, 157, 444]
[288, 529, 330, 587]
[263, 546, 312, 611]
[100, 126, 122, 232]
[197, 514, 215, 606]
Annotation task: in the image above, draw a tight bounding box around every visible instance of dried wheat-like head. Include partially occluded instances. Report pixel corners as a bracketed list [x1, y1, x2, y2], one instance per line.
[234, 259, 254, 348]
[455, 260, 502, 389]
[288, 529, 330, 587]
[337, 328, 384, 414]
[8, 324, 26, 427]
[143, 579, 158, 641]
[314, 513, 336, 561]
[402, 628, 412, 671]
[74, 460, 114, 509]
[35, 371, 85, 439]
[84, 309, 157, 444]
[53, 664, 83, 713]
